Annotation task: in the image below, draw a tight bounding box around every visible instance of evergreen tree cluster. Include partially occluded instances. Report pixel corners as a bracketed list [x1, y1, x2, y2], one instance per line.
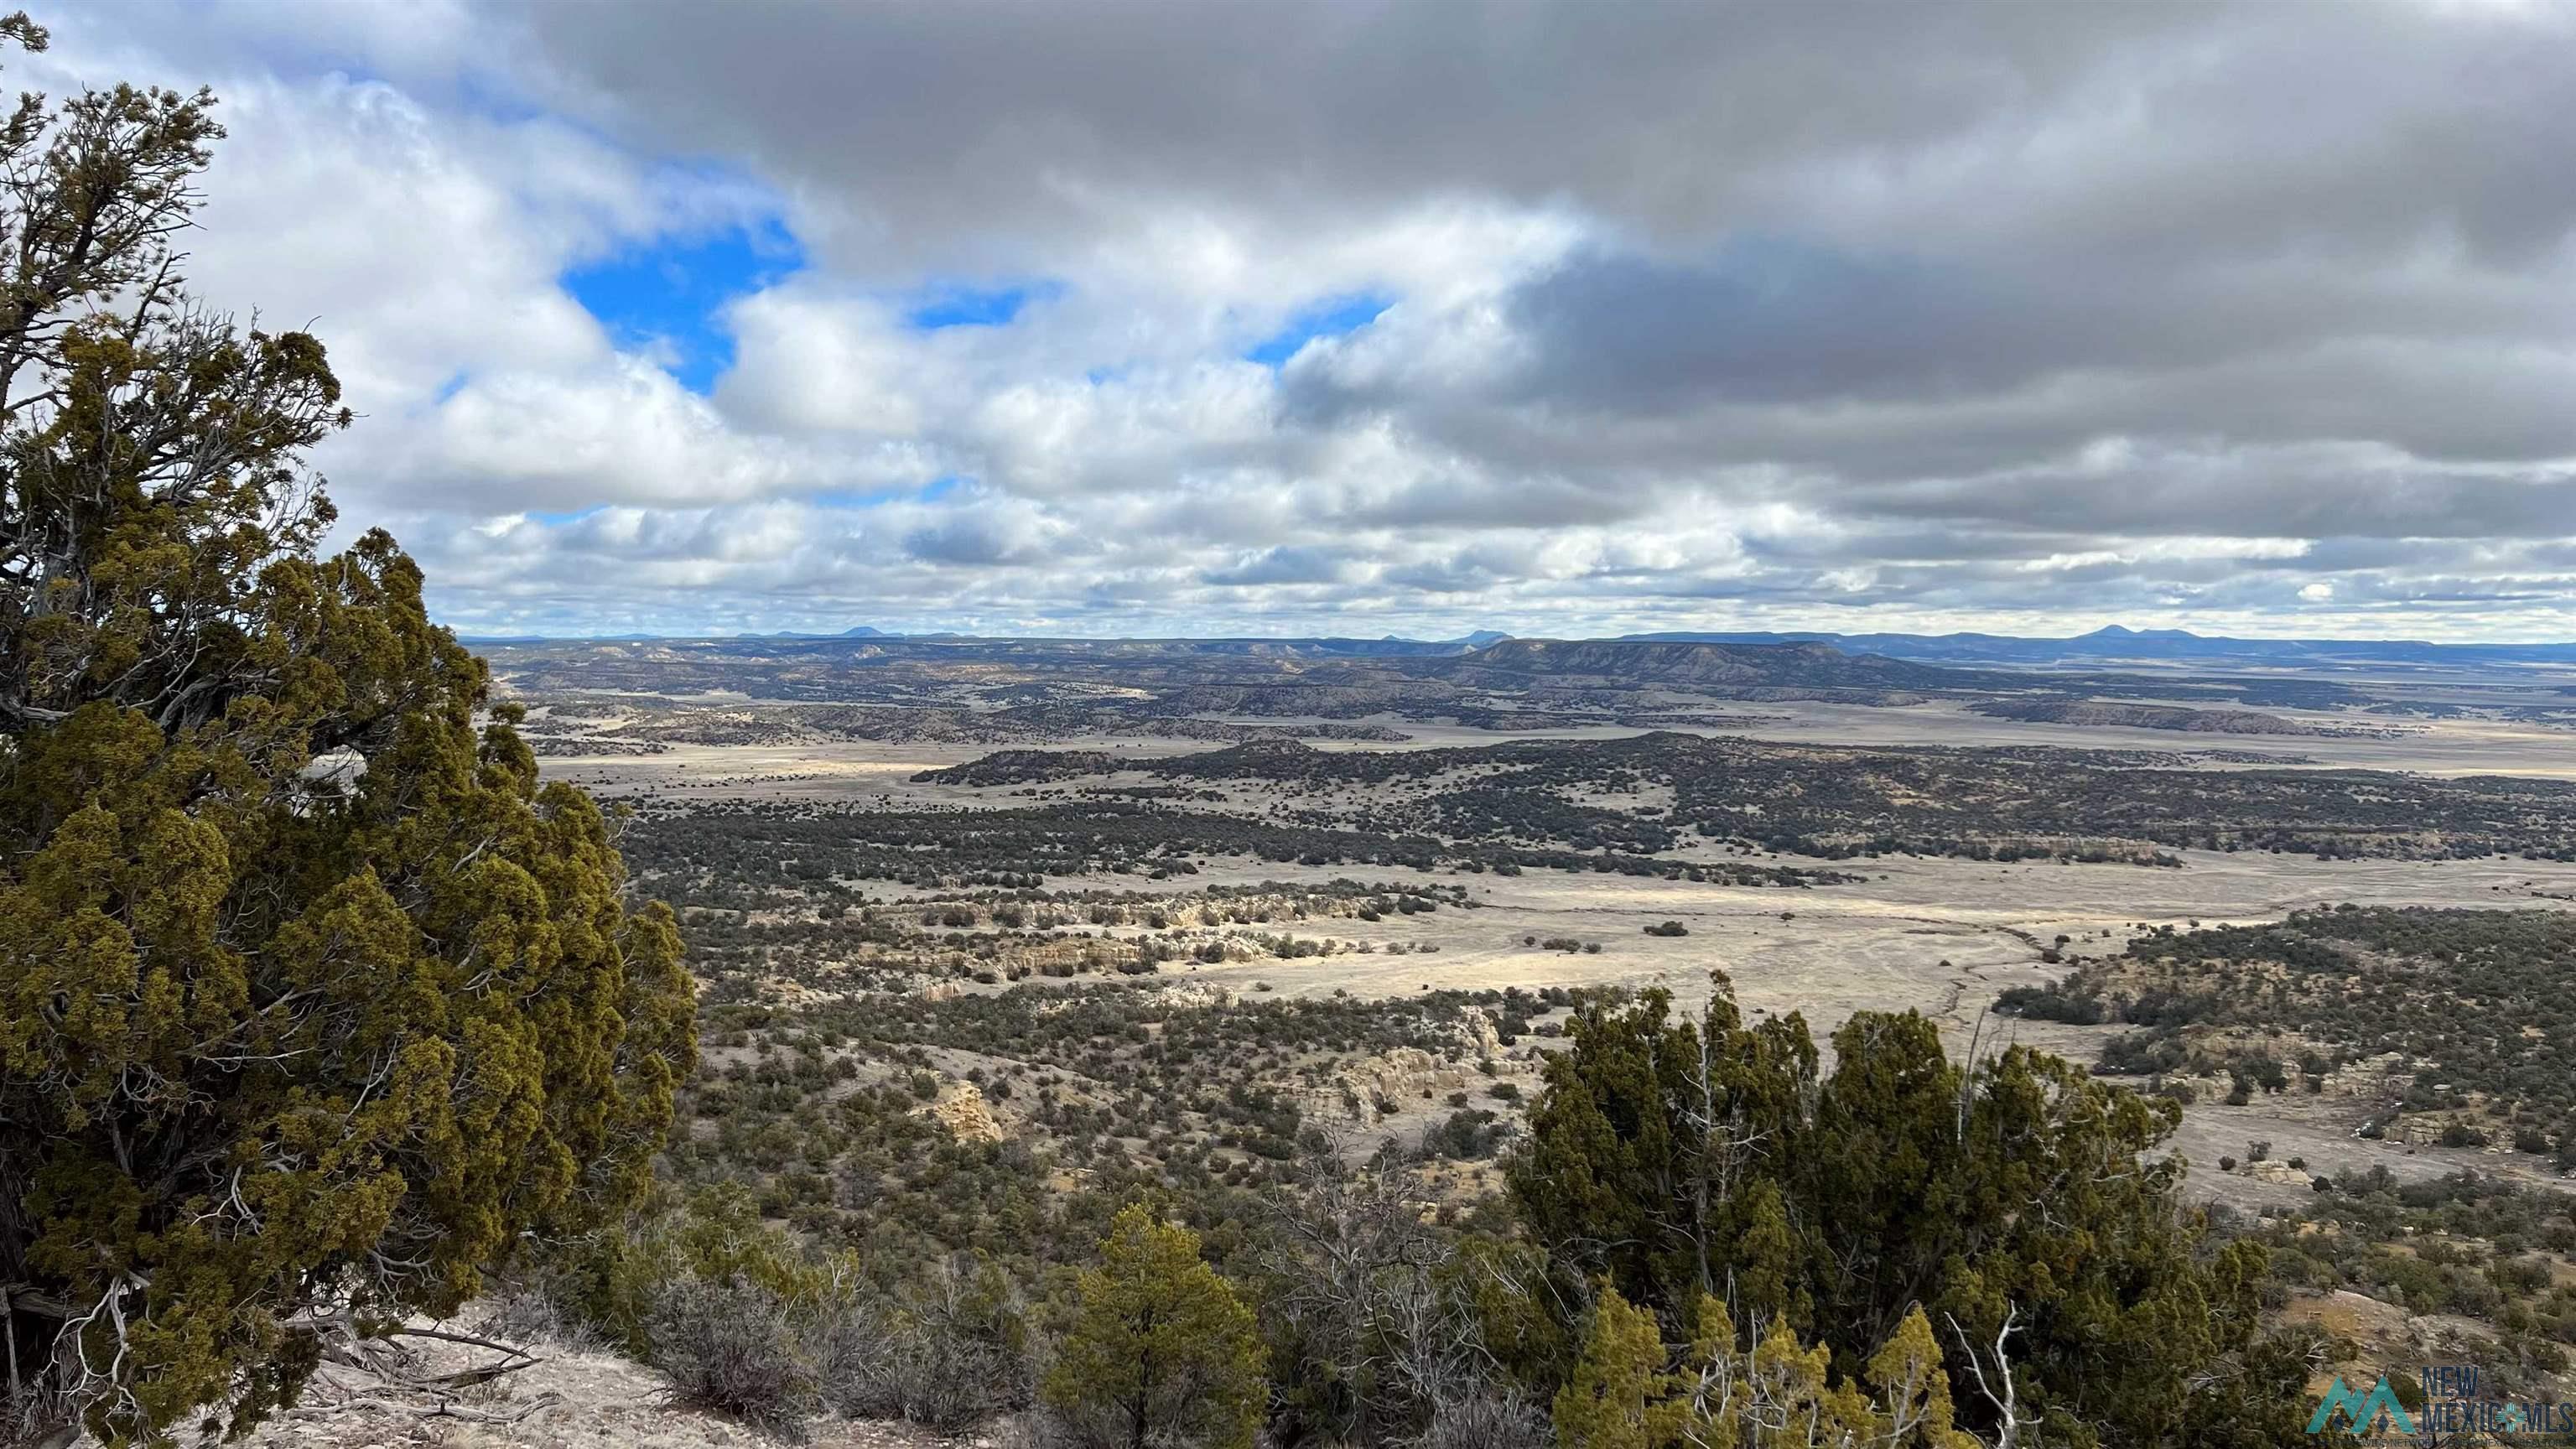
[0, 18, 693, 1442]
[1510, 978, 2319, 1449]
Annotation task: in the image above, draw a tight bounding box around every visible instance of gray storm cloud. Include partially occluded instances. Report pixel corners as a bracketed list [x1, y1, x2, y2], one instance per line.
[44, 0, 2576, 638]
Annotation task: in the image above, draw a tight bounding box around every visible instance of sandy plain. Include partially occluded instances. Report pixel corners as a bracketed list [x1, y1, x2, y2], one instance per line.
[538, 707, 2576, 1205]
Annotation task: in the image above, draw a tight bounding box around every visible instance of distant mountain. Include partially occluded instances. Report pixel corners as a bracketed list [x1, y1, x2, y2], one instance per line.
[1618, 625, 2576, 672]
[1324, 629, 1511, 655]
[1451, 637, 1987, 691]
[745, 625, 899, 640]
[480, 626, 1497, 655]
[469, 623, 2576, 677]
[1213, 634, 1499, 657]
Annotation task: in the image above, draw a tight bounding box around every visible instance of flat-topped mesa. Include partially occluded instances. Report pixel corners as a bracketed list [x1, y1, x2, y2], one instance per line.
[1168, 736, 1320, 770]
[1452, 636, 1975, 690]
[914, 748, 1118, 784]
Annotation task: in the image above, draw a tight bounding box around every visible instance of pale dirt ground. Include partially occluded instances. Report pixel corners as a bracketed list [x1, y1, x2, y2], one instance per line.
[1333, 704, 2576, 777]
[1715, 699, 2576, 778]
[542, 737, 1186, 802]
[1111, 847, 2576, 1021]
[1269, 849, 2576, 1204]
[1318, 699, 2573, 777]
[189, 704, 2573, 1446]
[537, 693, 2576, 799]
[221, 1330, 951, 1449]
[540, 723, 2576, 1206]
[962, 846, 2576, 1207]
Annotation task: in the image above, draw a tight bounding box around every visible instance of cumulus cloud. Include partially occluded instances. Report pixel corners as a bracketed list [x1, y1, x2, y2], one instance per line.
[44, 0, 2576, 637]
[1202, 545, 1356, 588]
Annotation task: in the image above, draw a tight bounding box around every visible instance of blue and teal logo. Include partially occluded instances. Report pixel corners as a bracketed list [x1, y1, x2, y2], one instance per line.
[2311, 1367, 2575, 1439]
[2309, 1378, 2413, 1436]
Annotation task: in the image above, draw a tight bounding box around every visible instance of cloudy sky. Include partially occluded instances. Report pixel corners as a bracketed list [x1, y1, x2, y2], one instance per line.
[48, 2, 2576, 639]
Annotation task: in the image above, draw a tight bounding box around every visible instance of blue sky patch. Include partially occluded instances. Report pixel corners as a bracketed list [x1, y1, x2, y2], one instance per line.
[563, 220, 805, 392]
[1246, 292, 1393, 366]
[906, 280, 1062, 330]
[803, 475, 971, 510]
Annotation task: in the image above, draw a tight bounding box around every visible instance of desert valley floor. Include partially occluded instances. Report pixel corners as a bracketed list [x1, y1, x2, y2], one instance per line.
[481, 634, 2576, 1222]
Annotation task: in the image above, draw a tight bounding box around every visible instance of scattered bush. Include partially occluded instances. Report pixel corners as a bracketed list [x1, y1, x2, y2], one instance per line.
[1413, 1393, 1550, 1449]
[647, 1275, 821, 1441]
[1426, 1109, 1507, 1160]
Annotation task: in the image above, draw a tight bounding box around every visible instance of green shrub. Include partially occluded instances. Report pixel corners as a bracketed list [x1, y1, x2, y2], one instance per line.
[1041, 1206, 1266, 1449]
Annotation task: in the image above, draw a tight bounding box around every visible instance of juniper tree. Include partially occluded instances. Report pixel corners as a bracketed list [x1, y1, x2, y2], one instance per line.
[1513, 977, 2317, 1448]
[1553, 1286, 1979, 1449]
[1042, 1204, 1267, 1449]
[0, 17, 695, 1443]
